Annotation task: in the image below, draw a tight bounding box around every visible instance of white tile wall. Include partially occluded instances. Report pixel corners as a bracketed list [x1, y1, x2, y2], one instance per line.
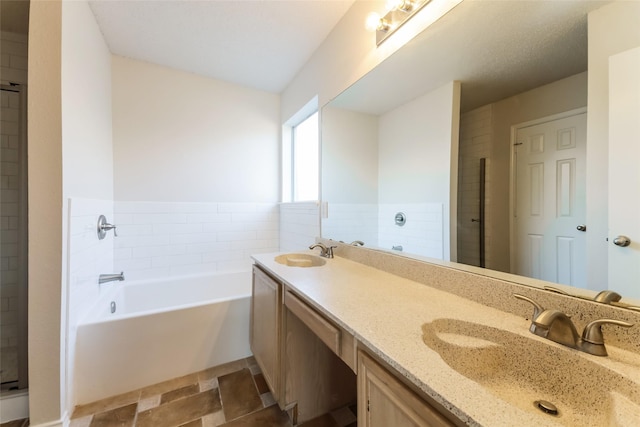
[458, 105, 493, 267]
[114, 202, 279, 280]
[378, 203, 444, 259]
[67, 198, 115, 408]
[279, 202, 320, 252]
[0, 31, 27, 384]
[1, 32, 28, 85]
[321, 203, 378, 246]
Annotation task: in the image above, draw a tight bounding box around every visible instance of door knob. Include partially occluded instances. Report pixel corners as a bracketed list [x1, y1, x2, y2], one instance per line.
[613, 235, 631, 247]
[577, 224, 587, 232]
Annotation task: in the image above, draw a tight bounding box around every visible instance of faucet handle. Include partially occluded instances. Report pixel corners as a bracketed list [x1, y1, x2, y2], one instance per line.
[326, 245, 337, 258]
[582, 319, 634, 345]
[593, 290, 622, 304]
[514, 294, 545, 320]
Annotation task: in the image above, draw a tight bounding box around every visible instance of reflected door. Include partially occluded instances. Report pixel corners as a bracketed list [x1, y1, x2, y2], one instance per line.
[514, 112, 587, 286]
[608, 46, 640, 299]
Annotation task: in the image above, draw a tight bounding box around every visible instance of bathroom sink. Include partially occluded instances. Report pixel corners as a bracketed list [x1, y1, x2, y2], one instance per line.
[274, 253, 326, 267]
[422, 319, 640, 426]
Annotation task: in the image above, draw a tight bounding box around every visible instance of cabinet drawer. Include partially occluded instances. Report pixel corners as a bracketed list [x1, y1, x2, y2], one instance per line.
[285, 290, 341, 355]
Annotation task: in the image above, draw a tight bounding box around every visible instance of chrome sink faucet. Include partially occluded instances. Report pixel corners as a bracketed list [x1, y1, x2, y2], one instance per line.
[309, 243, 337, 259]
[514, 294, 634, 356]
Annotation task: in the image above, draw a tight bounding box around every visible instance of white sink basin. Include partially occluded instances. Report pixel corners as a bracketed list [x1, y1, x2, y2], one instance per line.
[274, 253, 326, 267]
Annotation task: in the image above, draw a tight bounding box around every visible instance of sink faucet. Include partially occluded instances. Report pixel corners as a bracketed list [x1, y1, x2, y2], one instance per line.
[514, 294, 634, 356]
[309, 243, 337, 258]
[99, 272, 125, 285]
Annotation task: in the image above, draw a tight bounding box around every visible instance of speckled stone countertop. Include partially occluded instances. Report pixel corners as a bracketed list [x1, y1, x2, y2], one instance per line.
[251, 251, 640, 427]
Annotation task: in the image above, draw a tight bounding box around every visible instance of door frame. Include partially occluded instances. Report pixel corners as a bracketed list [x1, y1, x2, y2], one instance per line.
[508, 107, 587, 274]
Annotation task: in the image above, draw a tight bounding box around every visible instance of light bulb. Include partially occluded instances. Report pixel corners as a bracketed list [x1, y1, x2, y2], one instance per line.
[385, 0, 403, 11]
[386, 0, 413, 12]
[365, 12, 382, 32]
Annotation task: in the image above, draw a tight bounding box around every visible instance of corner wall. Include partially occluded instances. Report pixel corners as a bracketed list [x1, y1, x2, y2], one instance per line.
[112, 56, 280, 204]
[378, 81, 460, 260]
[27, 1, 64, 424]
[587, 1, 640, 289]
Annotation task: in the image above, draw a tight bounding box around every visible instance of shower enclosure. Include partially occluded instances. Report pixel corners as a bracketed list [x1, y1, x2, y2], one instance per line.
[1, 83, 29, 393]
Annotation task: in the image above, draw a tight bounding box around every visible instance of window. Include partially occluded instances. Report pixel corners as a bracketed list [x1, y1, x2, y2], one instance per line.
[291, 111, 319, 201]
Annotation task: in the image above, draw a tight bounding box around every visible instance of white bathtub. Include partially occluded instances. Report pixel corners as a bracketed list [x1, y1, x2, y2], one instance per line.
[74, 271, 252, 405]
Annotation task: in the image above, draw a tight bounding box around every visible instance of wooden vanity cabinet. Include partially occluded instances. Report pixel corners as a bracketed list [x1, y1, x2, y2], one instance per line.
[358, 351, 455, 427]
[250, 265, 283, 402]
[251, 265, 357, 423]
[282, 289, 358, 424]
[252, 264, 455, 426]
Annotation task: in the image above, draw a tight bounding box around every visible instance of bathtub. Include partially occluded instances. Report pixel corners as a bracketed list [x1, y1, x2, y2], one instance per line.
[74, 271, 252, 405]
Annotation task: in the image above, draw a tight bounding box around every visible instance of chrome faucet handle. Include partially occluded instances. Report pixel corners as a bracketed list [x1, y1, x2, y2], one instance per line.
[514, 294, 545, 320]
[97, 215, 118, 239]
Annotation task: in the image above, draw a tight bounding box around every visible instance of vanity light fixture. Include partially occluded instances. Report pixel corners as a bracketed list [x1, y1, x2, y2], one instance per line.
[366, 0, 432, 46]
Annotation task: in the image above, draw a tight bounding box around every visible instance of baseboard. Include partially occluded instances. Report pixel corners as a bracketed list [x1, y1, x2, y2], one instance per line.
[28, 410, 68, 427]
[0, 390, 29, 423]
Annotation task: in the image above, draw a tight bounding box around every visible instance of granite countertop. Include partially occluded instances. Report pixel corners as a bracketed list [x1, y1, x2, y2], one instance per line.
[251, 252, 640, 427]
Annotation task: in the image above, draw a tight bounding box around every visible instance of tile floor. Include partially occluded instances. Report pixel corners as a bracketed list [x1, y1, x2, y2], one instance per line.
[59, 356, 358, 427]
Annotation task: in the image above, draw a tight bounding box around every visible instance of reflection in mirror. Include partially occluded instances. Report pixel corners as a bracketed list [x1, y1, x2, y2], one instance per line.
[320, 0, 640, 307]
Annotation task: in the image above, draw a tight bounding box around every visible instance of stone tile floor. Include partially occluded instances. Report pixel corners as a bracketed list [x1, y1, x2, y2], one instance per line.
[0, 356, 357, 427]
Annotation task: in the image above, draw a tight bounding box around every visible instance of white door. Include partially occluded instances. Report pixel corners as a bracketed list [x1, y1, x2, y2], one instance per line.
[514, 112, 587, 286]
[608, 46, 640, 299]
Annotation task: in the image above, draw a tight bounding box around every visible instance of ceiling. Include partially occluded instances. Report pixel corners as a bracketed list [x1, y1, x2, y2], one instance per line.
[330, 0, 613, 114]
[2, 0, 615, 110]
[88, 0, 355, 93]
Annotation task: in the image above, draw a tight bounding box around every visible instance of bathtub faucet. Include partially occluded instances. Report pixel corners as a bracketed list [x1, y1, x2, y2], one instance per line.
[99, 272, 125, 285]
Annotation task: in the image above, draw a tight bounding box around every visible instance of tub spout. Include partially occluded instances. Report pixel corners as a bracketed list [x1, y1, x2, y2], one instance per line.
[99, 272, 125, 285]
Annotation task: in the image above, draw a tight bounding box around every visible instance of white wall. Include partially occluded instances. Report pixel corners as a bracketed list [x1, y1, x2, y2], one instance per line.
[61, 0, 115, 416]
[112, 56, 280, 203]
[587, 2, 640, 290]
[378, 81, 460, 260]
[321, 107, 378, 203]
[27, 0, 114, 423]
[27, 1, 64, 424]
[282, 0, 463, 121]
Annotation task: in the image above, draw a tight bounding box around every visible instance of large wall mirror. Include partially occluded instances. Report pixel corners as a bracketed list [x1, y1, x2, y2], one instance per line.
[320, 0, 640, 308]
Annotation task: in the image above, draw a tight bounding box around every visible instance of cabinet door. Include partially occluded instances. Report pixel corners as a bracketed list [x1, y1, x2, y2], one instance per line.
[358, 351, 454, 427]
[251, 265, 281, 399]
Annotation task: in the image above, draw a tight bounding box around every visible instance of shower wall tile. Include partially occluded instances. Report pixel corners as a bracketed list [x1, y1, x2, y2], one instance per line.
[0, 34, 26, 384]
[458, 105, 493, 268]
[321, 203, 379, 246]
[115, 202, 279, 281]
[279, 202, 320, 252]
[0, 32, 28, 85]
[378, 203, 444, 259]
[67, 198, 115, 413]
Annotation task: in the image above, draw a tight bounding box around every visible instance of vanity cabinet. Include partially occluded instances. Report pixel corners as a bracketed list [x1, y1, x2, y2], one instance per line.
[250, 265, 282, 401]
[251, 265, 357, 424]
[282, 289, 357, 423]
[358, 351, 455, 427]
